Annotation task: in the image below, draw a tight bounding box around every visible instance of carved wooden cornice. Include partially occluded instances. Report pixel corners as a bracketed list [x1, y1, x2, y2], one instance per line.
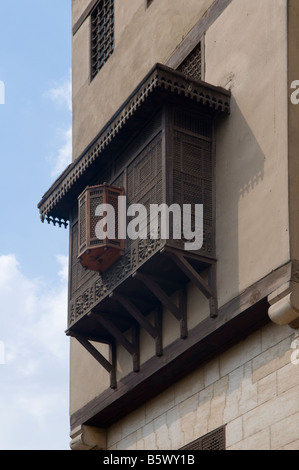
[37, 63, 230, 226]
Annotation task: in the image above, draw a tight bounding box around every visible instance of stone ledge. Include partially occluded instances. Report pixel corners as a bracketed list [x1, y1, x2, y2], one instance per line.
[70, 425, 107, 450]
[268, 281, 299, 328]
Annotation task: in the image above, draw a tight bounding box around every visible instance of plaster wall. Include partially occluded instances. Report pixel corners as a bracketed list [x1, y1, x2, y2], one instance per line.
[72, 0, 215, 161]
[69, 0, 291, 431]
[205, 0, 289, 301]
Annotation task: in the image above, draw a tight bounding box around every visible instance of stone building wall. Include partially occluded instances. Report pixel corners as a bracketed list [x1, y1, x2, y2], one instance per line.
[106, 322, 299, 450]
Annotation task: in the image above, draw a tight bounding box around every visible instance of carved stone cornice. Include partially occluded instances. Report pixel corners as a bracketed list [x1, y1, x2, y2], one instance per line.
[70, 425, 107, 451]
[268, 260, 299, 328]
[37, 63, 230, 226]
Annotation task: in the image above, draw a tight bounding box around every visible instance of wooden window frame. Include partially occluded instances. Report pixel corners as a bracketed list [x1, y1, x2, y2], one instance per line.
[177, 41, 204, 82]
[90, 0, 114, 81]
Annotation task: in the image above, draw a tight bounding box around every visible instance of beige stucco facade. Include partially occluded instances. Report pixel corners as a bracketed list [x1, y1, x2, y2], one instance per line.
[67, 0, 299, 450]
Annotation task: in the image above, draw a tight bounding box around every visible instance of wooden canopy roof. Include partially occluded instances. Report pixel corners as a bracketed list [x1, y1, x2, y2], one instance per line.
[37, 63, 230, 227]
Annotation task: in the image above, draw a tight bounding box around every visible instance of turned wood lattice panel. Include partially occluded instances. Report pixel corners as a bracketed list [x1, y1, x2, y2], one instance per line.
[171, 108, 214, 257]
[38, 62, 231, 404]
[68, 105, 215, 328]
[38, 63, 230, 228]
[90, 0, 114, 80]
[178, 44, 202, 81]
[78, 184, 125, 273]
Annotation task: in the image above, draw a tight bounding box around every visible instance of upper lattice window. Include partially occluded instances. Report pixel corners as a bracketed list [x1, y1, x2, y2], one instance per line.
[90, 0, 114, 80]
[178, 44, 202, 82]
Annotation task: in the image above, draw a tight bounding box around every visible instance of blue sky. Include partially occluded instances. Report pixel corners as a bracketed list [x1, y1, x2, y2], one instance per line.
[0, 1, 72, 450]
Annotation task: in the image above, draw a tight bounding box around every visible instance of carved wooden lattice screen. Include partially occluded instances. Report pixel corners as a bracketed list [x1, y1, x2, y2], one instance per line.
[171, 108, 214, 257]
[178, 44, 202, 81]
[68, 117, 164, 326]
[78, 184, 125, 273]
[67, 105, 217, 326]
[91, 0, 114, 80]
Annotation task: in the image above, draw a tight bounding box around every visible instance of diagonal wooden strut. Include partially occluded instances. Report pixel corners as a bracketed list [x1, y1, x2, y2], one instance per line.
[73, 333, 116, 389]
[133, 271, 188, 339]
[168, 252, 213, 298]
[93, 313, 140, 372]
[208, 262, 218, 318]
[111, 292, 157, 338]
[179, 285, 188, 339]
[111, 292, 163, 356]
[166, 251, 218, 318]
[133, 271, 182, 321]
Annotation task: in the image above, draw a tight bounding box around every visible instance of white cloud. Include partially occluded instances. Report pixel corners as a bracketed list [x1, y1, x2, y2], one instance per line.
[46, 70, 72, 112]
[1, 254, 69, 367]
[57, 254, 69, 283]
[50, 126, 72, 179]
[45, 71, 72, 179]
[0, 254, 70, 450]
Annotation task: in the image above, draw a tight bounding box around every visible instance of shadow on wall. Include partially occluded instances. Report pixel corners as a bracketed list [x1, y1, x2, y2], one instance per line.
[215, 94, 265, 306]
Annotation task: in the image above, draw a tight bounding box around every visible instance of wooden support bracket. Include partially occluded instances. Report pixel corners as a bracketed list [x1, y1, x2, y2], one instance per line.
[179, 285, 188, 339]
[165, 251, 218, 318]
[134, 271, 182, 321]
[73, 333, 116, 389]
[133, 271, 188, 339]
[93, 313, 140, 372]
[111, 292, 163, 356]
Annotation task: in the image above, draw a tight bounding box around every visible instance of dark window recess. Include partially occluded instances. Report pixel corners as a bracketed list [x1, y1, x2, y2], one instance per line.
[181, 426, 226, 450]
[178, 44, 202, 81]
[91, 0, 114, 80]
[146, 0, 154, 8]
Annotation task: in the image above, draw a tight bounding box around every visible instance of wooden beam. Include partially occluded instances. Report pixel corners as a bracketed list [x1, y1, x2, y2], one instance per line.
[74, 334, 113, 375]
[134, 272, 182, 321]
[208, 262, 218, 318]
[70, 297, 270, 430]
[167, 252, 213, 299]
[145, 273, 181, 292]
[93, 313, 140, 373]
[132, 323, 140, 373]
[166, 251, 218, 318]
[154, 304, 163, 357]
[70, 261, 294, 430]
[111, 292, 157, 339]
[166, 0, 233, 69]
[93, 314, 135, 356]
[109, 341, 117, 390]
[161, 245, 216, 265]
[77, 335, 116, 389]
[179, 286, 188, 339]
